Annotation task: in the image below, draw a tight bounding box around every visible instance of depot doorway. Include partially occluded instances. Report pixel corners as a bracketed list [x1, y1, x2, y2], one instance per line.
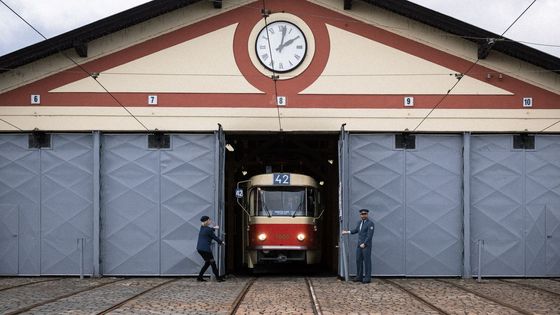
[223, 133, 339, 274]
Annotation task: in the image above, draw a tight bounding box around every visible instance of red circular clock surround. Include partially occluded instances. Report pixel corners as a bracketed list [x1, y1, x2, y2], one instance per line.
[233, 7, 330, 96]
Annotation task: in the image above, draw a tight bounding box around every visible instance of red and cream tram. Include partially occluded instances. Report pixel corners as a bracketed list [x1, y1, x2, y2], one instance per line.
[236, 173, 324, 268]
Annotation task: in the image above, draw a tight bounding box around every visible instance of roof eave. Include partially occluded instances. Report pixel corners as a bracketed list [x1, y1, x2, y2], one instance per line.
[0, 0, 201, 73]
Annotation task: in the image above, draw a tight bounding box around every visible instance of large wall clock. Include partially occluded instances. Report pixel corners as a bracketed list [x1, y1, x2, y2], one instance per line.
[255, 21, 307, 73]
[248, 13, 315, 79]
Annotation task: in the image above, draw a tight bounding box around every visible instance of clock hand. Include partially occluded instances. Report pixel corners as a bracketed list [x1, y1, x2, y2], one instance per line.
[276, 25, 287, 52]
[276, 35, 300, 53]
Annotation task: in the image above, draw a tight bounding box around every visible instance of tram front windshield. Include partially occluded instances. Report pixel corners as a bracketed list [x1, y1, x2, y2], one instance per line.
[257, 187, 307, 216]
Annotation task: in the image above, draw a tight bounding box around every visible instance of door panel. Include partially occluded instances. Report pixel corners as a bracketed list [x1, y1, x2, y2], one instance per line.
[348, 134, 463, 276]
[349, 134, 404, 275]
[41, 134, 93, 275]
[0, 205, 18, 275]
[0, 135, 40, 275]
[101, 135, 159, 275]
[160, 134, 216, 275]
[405, 136, 462, 276]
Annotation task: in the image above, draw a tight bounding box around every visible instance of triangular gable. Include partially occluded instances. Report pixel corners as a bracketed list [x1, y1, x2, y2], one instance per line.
[51, 24, 262, 94]
[302, 24, 511, 95]
[0, 0, 558, 110]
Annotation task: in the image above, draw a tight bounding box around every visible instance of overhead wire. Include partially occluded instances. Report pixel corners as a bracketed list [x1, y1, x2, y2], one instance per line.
[261, 0, 283, 132]
[412, 0, 538, 132]
[1, 1, 558, 75]
[0, 118, 23, 131]
[1, 0, 557, 131]
[0, 0, 150, 131]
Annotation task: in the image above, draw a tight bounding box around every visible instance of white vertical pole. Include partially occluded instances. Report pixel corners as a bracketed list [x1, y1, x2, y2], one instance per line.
[79, 238, 84, 279]
[477, 239, 483, 282]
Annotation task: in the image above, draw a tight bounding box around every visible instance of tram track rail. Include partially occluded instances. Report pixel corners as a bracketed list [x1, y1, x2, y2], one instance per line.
[435, 279, 532, 315]
[228, 277, 256, 315]
[381, 279, 450, 315]
[305, 277, 322, 315]
[228, 277, 321, 315]
[96, 278, 179, 315]
[498, 279, 560, 297]
[5, 278, 126, 315]
[0, 278, 63, 293]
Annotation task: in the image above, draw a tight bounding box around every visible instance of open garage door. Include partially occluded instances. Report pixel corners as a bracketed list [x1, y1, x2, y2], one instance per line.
[338, 126, 349, 280]
[101, 133, 218, 275]
[215, 126, 226, 277]
[471, 135, 560, 276]
[345, 134, 463, 276]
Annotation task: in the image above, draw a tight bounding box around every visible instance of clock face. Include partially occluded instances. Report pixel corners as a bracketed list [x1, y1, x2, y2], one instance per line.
[255, 21, 307, 73]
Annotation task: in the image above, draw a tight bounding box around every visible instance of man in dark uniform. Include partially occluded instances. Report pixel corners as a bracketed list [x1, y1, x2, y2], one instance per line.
[342, 208, 375, 283]
[196, 215, 225, 282]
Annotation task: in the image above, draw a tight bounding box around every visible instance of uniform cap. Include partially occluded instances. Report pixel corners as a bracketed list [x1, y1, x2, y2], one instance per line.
[359, 209, 370, 214]
[200, 215, 210, 222]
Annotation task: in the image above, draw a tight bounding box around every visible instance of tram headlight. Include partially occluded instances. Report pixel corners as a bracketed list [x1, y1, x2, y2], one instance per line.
[258, 233, 267, 241]
[297, 233, 306, 242]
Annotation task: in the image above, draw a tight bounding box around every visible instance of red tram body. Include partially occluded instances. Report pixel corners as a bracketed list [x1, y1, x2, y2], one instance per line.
[237, 173, 323, 268]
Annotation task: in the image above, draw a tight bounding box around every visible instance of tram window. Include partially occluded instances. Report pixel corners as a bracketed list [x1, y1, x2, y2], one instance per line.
[249, 190, 256, 216]
[307, 188, 317, 215]
[258, 187, 306, 216]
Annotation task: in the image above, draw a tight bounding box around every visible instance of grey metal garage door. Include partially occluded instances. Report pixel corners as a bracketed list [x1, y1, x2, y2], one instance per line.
[346, 134, 462, 276]
[0, 134, 93, 275]
[0, 204, 19, 274]
[527, 136, 560, 276]
[101, 134, 217, 275]
[471, 135, 560, 276]
[0, 134, 40, 275]
[40, 134, 93, 275]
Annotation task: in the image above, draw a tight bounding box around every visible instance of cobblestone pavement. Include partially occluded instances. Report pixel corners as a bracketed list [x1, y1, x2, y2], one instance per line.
[2, 276, 560, 314]
[0, 278, 59, 291]
[501, 278, 560, 295]
[0, 277, 116, 314]
[441, 278, 560, 314]
[311, 277, 440, 314]
[107, 277, 249, 315]
[388, 278, 524, 314]
[234, 277, 314, 315]
[21, 278, 169, 315]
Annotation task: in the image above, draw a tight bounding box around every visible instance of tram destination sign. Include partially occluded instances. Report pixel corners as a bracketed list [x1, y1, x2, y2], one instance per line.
[273, 173, 291, 185]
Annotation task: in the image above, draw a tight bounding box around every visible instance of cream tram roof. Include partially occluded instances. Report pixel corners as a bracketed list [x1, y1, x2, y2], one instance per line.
[248, 174, 318, 188]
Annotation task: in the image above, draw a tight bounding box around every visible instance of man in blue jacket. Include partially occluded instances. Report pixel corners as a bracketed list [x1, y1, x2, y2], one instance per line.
[342, 208, 375, 283]
[196, 215, 225, 282]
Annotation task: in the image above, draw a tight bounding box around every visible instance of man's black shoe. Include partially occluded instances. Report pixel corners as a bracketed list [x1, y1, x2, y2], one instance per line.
[196, 277, 207, 282]
[217, 277, 225, 282]
[362, 281, 371, 284]
[352, 278, 363, 282]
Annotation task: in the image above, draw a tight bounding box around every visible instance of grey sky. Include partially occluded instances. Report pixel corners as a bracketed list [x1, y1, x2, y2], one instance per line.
[1, 0, 559, 59]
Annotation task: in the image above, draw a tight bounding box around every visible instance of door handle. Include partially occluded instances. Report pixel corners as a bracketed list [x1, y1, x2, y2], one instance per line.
[12, 234, 18, 237]
[547, 235, 552, 239]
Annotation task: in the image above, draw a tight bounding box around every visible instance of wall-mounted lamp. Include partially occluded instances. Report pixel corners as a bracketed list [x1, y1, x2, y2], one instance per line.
[225, 144, 234, 152]
[319, 181, 324, 186]
[327, 159, 334, 165]
[242, 170, 248, 176]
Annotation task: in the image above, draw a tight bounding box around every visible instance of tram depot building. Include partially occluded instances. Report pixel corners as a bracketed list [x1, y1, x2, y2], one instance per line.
[0, 0, 559, 278]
